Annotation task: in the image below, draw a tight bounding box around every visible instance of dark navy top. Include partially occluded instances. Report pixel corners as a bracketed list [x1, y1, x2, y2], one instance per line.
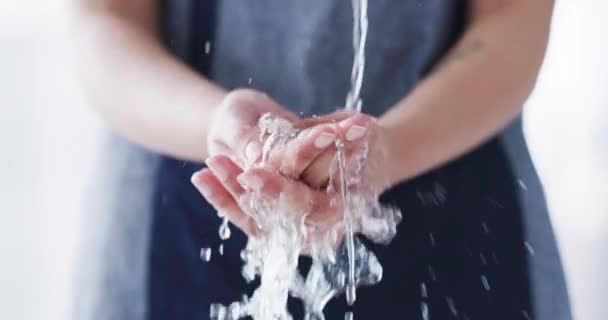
[73, 1, 571, 320]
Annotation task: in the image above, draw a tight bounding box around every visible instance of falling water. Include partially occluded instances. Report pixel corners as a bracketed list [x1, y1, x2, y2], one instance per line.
[219, 217, 232, 240]
[345, 0, 369, 112]
[341, 0, 369, 309]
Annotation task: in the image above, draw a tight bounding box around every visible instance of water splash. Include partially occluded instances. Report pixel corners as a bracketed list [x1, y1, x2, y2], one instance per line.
[480, 252, 487, 266]
[200, 247, 212, 262]
[219, 218, 232, 240]
[209, 113, 400, 320]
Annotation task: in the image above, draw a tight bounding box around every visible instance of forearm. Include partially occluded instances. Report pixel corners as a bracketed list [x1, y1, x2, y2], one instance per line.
[379, 0, 554, 185]
[74, 6, 225, 162]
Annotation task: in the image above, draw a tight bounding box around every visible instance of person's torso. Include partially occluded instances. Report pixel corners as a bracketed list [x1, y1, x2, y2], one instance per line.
[209, 0, 467, 117]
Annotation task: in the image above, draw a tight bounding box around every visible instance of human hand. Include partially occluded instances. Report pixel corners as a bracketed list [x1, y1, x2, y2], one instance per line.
[192, 111, 396, 238]
[207, 88, 298, 165]
[244, 111, 389, 191]
[296, 113, 394, 195]
[191, 154, 346, 239]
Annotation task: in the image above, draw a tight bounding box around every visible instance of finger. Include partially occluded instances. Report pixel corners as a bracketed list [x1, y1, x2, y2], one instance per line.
[276, 123, 337, 178]
[236, 167, 286, 198]
[212, 89, 299, 165]
[205, 155, 246, 200]
[301, 141, 370, 189]
[237, 115, 296, 167]
[237, 168, 342, 226]
[300, 148, 335, 189]
[336, 113, 373, 144]
[300, 114, 374, 188]
[304, 190, 343, 228]
[191, 169, 258, 236]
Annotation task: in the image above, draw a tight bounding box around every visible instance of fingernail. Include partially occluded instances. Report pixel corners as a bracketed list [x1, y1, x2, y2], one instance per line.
[244, 141, 262, 163]
[237, 173, 264, 191]
[205, 158, 229, 181]
[192, 173, 214, 198]
[314, 132, 336, 149]
[190, 172, 201, 184]
[345, 125, 367, 141]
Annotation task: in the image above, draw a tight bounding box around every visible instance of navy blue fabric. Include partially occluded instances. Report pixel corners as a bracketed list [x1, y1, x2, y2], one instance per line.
[148, 1, 533, 319]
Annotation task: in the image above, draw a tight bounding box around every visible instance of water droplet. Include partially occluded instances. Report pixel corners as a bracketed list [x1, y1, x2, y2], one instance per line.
[200, 247, 212, 262]
[219, 244, 224, 256]
[248, 77, 253, 85]
[219, 218, 231, 240]
[428, 265, 438, 282]
[446, 296, 458, 316]
[524, 241, 535, 256]
[345, 311, 354, 320]
[346, 283, 356, 305]
[522, 310, 530, 320]
[429, 232, 436, 247]
[420, 282, 428, 298]
[209, 303, 226, 319]
[481, 274, 491, 291]
[481, 221, 490, 234]
[421, 302, 430, 320]
[480, 252, 487, 265]
[204, 41, 211, 55]
[517, 179, 528, 191]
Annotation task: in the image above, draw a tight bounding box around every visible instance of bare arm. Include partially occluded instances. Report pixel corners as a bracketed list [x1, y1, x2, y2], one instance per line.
[380, 0, 554, 184]
[74, 0, 226, 162]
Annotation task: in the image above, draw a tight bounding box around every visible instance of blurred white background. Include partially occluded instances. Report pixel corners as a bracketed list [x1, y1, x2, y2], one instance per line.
[0, 1, 606, 319]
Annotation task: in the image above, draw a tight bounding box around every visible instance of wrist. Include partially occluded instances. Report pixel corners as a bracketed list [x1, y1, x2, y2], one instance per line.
[202, 88, 229, 156]
[377, 123, 403, 191]
[376, 116, 423, 192]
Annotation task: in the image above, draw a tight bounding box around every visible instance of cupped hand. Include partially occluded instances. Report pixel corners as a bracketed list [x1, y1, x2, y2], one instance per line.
[297, 113, 392, 194]
[266, 111, 394, 195]
[193, 108, 396, 238]
[191, 154, 345, 239]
